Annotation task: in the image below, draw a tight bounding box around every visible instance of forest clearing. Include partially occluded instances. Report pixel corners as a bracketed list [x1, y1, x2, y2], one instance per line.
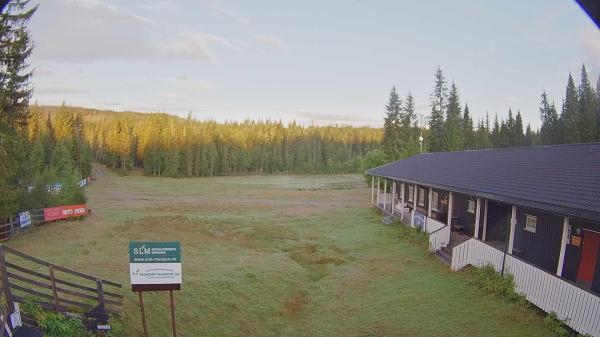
[5, 165, 557, 337]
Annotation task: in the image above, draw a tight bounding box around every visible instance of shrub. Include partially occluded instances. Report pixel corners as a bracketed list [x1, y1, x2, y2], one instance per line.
[22, 300, 92, 337]
[466, 265, 527, 305]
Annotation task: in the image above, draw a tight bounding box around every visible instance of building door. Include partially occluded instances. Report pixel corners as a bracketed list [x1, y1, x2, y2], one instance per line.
[576, 230, 600, 283]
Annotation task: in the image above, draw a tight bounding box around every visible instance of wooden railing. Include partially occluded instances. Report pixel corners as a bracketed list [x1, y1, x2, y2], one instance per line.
[0, 245, 123, 320]
[0, 220, 18, 241]
[428, 223, 450, 252]
[451, 238, 600, 337]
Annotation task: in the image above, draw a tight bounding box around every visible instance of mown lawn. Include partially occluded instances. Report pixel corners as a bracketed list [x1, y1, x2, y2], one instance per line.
[7, 166, 556, 336]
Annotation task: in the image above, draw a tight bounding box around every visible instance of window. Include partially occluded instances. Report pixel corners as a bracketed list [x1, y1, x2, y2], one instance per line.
[408, 185, 413, 202]
[525, 215, 537, 233]
[467, 200, 476, 213]
[431, 191, 439, 211]
[418, 188, 425, 206]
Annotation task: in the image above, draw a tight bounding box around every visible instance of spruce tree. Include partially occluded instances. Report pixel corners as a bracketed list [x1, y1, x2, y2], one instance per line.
[443, 83, 463, 151]
[462, 104, 474, 149]
[402, 91, 416, 129]
[539, 91, 560, 145]
[524, 124, 535, 146]
[514, 110, 524, 146]
[382, 86, 403, 160]
[428, 67, 447, 152]
[577, 65, 597, 142]
[560, 73, 580, 144]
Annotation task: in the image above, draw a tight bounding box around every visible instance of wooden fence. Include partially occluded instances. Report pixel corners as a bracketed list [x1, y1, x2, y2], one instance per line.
[0, 245, 123, 326]
[451, 238, 600, 337]
[428, 220, 450, 252]
[0, 207, 77, 242]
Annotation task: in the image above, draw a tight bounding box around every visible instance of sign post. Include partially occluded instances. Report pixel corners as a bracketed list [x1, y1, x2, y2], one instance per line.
[129, 242, 181, 337]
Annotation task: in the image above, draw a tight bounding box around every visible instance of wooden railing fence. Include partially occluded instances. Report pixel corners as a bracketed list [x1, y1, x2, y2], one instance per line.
[451, 238, 600, 337]
[0, 245, 123, 323]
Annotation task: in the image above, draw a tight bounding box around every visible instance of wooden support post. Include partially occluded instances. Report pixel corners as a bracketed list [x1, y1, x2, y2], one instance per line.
[170, 290, 177, 337]
[384, 179, 387, 211]
[508, 205, 516, 254]
[138, 292, 149, 337]
[371, 176, 374, 204]
[400, 182, 405, 218]
[0, 247, 14, 313]
[49, 265, 60, 312]
[474, 198, 481, 239]
[427, 187, 433, 218]
[411, 185, 417, 227]
[447, 192, 453, 227]
[557, 217, 570, 276]
[376, 177, 380, 207]
[482, 199, 488, 241]
[391, 181, 396, 215]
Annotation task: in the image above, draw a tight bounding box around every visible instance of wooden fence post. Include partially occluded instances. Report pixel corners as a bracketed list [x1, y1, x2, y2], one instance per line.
[48, 264, 60, 311]
[0, 247, 14, 313]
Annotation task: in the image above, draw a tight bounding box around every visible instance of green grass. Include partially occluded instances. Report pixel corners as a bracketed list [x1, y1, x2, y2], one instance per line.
[7, 166, 556, 336]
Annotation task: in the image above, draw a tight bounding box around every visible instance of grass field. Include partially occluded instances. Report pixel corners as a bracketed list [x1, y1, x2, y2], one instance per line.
[7, 165, 557, 336]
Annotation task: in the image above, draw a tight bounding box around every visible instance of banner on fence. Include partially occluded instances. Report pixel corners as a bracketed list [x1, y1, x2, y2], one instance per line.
[19, 211, 31, 228]
[43, 204, 87, 222]
[413, 211, 427, 230]
[129, 241, 182, 292]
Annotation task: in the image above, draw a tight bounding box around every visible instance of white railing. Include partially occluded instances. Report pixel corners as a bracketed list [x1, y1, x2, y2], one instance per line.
[428, 219, 450, 252]
[377, 192, 392, 210]
[451, 238, 600, 337]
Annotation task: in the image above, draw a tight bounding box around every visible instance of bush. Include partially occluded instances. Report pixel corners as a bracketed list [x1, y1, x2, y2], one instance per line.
[466, 265, 527, 305]
[22, 300, 92, 337]
[396, 221, 429, 250]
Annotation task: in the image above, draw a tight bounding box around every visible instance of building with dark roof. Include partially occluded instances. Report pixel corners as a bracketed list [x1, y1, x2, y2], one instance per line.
[367, 143, 600, 337]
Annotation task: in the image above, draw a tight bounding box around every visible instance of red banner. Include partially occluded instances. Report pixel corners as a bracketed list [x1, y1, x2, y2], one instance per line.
[43, 204, 87, 222]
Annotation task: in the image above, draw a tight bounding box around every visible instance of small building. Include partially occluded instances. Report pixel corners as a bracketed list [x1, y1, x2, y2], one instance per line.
[367, 143, 600, 337]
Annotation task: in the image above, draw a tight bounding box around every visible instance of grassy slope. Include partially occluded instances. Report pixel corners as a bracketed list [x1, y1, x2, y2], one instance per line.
[7, 166, 555, 337]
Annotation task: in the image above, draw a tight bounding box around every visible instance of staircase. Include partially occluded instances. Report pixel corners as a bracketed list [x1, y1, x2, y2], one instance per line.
[381, 212, 395, 225]
[436, 245, 453, 265]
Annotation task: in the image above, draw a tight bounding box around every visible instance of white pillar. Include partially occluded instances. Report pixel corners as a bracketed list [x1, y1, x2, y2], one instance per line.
[376, 177, 380, 206]
[400, 182, 405, 218]
[508, 205, 516, 254]
[391, 181, 396, 215]
[384, 179, 387, 211]
[427, 187, 433, 218]
[447, 192, 453, 227]
[557, 217, 570, 276]
[371, 176, 374, 204]
[482, 199, 488, 241]
[410, 184, 418, 227]
[474, 198, 481, 239]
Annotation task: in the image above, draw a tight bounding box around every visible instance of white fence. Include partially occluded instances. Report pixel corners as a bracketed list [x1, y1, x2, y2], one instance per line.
[451, 238, 600, 337]
[428, 218, 450, 252]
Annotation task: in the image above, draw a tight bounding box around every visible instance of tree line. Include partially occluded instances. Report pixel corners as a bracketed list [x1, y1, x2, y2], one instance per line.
[381, 65, 600, 161]
[30, 106, 383, 178]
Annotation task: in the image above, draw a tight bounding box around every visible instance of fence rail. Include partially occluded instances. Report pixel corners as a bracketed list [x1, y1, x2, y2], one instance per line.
[0, 205, 86, 242]
[451, 238, 600, 337]
[0, 245, 123, 319]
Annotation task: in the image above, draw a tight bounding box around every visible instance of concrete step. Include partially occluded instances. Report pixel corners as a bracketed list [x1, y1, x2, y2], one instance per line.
[381, 214, 394, 225]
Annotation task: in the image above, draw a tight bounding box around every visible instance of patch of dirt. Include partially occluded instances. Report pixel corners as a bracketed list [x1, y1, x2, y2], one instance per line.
[280, 291, 308, 318]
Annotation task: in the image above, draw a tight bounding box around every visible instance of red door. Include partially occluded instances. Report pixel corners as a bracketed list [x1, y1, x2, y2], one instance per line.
[577, 231, 600, 283]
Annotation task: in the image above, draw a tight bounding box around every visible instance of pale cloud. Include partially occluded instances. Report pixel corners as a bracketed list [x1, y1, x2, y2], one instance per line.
[160, 76, 215, 92]
[254, 33, 288, 54]
[203, 0, 249, 24]
[505, 96, 521, 103]
[32, 0, 239, 63]
[294, 111, 378, 124]
[35, 86, 88, 95]
[581, 27, 600, 68]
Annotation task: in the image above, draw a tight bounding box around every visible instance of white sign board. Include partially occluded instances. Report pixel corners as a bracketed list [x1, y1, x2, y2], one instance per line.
[18, 211, 31, 228]
[129, 242, 181, 291]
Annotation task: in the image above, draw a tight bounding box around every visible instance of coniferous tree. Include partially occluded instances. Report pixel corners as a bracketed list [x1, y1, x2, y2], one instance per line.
[382, 86, 404, 160]
[443, 83, 463, 151]
[474, 118, 492, 149]
[462, 104, 474, 149]
[491, 115, 500, 147]
[539, 91, 560, 145]
[402, 91, 416, 129]
[560, 73, 580, 144]
[577, 65, 597, 142]
[524, 124, 535, 146]
[514, 110, 524, 146]
[428, 67, 447, 152]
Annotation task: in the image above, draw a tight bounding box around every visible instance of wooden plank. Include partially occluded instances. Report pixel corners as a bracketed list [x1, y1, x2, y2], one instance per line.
[12, 295, 57, 312]
[49, 265, 60, 311]
[0, 247, 15, 311]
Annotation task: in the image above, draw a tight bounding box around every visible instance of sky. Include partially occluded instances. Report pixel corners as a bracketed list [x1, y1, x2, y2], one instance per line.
[29, 0, 600, 129]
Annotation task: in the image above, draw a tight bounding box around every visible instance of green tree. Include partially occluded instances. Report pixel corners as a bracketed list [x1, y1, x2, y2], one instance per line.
[429, 67, 447, 152]
[539, 91, 560, 145]
[443, 83, 463, 151]
[402, 91, 416, 129]
[560, 73, 580, 144]
[513, 110, 524, 146]
[462, 104, 474, 149]
[382, 86, 404, 160]
[577, 64, 597, 142]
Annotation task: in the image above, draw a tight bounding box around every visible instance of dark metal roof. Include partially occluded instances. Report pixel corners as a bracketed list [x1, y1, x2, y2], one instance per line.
[367, 143, 600, 221]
